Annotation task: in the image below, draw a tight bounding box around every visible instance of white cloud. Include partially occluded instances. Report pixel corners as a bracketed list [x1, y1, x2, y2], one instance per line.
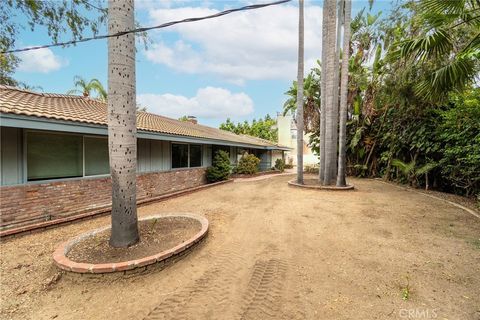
[143, 3, 322, 84]
[17, 48, 67, 73]
[137, 87, 254, 119]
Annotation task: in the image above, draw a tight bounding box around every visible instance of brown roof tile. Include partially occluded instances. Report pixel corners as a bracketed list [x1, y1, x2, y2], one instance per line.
[0, 86, 283, 148]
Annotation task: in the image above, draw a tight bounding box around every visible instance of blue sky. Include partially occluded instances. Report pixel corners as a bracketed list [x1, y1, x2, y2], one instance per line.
[12, 0, 393, 127]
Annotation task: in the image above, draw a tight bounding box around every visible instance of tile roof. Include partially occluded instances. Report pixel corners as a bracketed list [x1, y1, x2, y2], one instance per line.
[0, 85, 285, 148]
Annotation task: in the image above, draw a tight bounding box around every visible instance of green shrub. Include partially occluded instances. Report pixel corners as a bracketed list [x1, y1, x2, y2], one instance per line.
[304, 164, 319, 174]
[274, 158, 285, 172]
[236, 153, 261, 174]
[206, 150, 231, 182]
[284, 164, 294, 169]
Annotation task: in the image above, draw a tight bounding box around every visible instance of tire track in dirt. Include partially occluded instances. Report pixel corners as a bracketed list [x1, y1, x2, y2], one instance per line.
[143, 242, 245, 320]
[239, 258, 287, 320]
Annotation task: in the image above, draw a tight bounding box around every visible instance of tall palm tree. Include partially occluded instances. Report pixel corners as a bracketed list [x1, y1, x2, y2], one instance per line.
[400, 0, 480, 101]
[330, 0, 344, 180]
[296, 0, 305, 184]
[108, 0, 139, 247]
[337, 0, 352, 187]
[322, 0, 338, 185]
[67, 76, 107, 101]
[319, 0, 329, 183]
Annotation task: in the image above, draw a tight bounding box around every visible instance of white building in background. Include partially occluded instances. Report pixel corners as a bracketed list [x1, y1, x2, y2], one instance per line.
[276, 113, 318, 166]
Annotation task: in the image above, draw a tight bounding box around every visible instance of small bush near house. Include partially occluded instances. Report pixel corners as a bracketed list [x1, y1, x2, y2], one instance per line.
[236, 154, 261, 175]
[284, 164, 293, 169]
[274, 158, 285, 172]
[206, 150, 231, 183]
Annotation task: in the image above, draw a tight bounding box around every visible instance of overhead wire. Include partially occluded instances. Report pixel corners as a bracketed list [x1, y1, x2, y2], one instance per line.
[2, 0, 291, 54]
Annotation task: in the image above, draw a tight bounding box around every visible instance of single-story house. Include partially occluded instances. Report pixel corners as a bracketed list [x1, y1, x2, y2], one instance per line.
[0, 85, 288, 230]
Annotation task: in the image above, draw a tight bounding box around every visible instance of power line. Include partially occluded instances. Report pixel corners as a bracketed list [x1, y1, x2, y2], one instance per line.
[2, 0, 291, 54]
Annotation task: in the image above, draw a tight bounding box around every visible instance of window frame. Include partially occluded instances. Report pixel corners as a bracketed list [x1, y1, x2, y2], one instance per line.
[171, 142, 190, 169]
[189, 144, 203, 168]
[170, 142, 204, 169]
[24, 130, 111, 184]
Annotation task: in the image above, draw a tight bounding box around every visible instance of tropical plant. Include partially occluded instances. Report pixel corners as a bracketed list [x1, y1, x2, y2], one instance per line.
[399, 0, 480, 101]
[67, 76, 107, 100]
[236, 154, 261, 175]
[436, 90, 480, 196]
[107, 0, 139, 248]
[391, 159, 437, 189]
[206, 150, 232, 183]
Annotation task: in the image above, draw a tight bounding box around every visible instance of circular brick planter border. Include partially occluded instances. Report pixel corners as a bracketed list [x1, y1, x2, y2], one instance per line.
[288, 179, 354, 191]
[53, 214, 208, 274]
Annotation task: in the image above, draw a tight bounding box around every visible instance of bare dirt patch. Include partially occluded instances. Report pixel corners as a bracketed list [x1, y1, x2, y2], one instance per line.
[66, 216, 201, 264]
[1, 175, 479, 320]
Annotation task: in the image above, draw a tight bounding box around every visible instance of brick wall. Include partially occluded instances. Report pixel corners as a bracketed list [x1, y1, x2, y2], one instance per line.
[0, 168, 207, 230]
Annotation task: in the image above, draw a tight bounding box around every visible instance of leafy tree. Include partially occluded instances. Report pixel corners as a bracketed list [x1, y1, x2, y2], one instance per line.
[206, 150, 231, 182]
[436, 90, 480, 196]
[67, 76, 107, 100]
[1, 0, 106, 86]
[219, 115, 278, 142]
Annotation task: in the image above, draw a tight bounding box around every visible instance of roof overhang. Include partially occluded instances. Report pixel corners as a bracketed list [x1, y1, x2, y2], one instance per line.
[0, 113, 288, 151]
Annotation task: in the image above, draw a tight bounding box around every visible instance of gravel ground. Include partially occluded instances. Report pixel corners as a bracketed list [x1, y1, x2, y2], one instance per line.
[1, 175, 479, 320]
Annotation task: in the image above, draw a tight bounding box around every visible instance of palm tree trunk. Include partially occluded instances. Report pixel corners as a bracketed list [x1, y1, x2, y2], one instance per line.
[322, 0, 338, 185]
[108, 0, 139, 248]
[296, 0, 305, 184]
[330, 0, 343, 181]
[319, 0, 328, 183]
[337, 0, 351, 187]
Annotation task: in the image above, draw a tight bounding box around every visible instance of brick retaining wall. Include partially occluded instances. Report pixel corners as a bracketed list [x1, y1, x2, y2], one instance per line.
[0, 168, 206, 230]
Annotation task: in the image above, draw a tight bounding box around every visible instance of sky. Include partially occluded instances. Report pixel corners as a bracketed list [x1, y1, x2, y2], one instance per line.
[12, 0, 393, 127]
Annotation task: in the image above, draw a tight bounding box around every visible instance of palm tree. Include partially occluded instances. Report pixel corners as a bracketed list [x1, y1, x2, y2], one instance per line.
[330, 0, 344, 181]
[296, 0, 305, 184]
[321, 0, 338, 185]
[107, 0, 139, 248]
[399, 0, 480, 101]
[67, 76, 107, 101]
[319, 1, 329, 183]
[337, 0, 352, 187]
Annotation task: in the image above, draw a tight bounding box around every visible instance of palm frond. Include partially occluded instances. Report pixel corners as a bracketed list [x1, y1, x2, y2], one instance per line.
[420, 0, 467, 15]
[392, 159, 415, 175]
[416, 162, 438, 175]
[400, 28, 452, 61]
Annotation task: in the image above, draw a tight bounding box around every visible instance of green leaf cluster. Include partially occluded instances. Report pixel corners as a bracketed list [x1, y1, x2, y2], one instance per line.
[206, 150, 232, 183]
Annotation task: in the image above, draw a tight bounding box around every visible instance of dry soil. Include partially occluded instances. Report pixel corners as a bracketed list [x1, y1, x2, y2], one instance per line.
[1, 175, 479, 320]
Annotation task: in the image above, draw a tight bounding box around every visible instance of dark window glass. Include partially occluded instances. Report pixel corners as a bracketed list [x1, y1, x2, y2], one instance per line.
[27, 132, 83, 180]
[172, 143, 188, 168]
[85, 137, 109, 176]
[189, 144, 202, 167]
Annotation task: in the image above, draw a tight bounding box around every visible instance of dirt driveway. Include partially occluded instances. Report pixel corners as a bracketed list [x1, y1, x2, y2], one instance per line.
[1, 175, 479, 320]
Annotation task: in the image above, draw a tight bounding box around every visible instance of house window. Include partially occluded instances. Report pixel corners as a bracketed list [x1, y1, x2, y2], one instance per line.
[27, 132, 83, 181]
[189, 144, 202, 167]
[172, 143, 188, 168]
[84, 137, 109, 176]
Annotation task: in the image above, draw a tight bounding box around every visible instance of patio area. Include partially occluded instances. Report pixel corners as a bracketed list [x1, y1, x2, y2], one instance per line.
[1, 175, 479, 320]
